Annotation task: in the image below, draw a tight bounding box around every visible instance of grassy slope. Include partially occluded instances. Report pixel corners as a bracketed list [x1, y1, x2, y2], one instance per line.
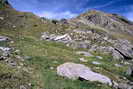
[0, 5, 131, 89]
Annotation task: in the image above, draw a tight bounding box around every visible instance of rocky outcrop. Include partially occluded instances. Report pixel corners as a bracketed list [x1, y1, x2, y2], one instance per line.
[89, 46, 124, 60]
[41, 31, 133, 61]
[57, 62, 112, 86]
[41, 32, 72, 43]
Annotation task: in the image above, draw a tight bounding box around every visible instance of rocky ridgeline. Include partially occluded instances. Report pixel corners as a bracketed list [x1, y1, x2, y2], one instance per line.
[69, 10, 133, 35]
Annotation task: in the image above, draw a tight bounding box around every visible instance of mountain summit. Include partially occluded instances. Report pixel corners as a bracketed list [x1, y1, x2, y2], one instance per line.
[69, 10, 133, 36]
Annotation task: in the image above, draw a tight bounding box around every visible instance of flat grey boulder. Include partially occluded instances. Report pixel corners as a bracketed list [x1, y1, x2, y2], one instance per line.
[57, 62, 112, 86]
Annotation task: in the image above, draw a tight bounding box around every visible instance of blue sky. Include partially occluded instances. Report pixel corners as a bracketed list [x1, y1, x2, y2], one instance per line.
[8, 0, 133, 21]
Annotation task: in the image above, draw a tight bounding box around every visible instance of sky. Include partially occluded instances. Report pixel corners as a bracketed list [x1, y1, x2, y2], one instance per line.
[8, 0, 133, 21]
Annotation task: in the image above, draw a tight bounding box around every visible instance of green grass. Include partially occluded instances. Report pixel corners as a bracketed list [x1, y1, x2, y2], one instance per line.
[26, 56, 113, 89]
[0, 30, 127, 89]
[0, 62, 32, 89]
[9, 35, 115, 89]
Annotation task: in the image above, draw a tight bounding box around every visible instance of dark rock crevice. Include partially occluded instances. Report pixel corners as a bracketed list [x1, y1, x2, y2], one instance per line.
[114, 48, 132, 60]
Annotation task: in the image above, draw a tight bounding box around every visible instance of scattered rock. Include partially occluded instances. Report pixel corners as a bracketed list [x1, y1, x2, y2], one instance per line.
[20, 85, 27, 89]
[57, 62, 112, 86]
[14, 49, 21, 55]
[0, 36, 10, 42]
[68, 41, 91, 49]
[17, 66, 22, 69]
[12, 25, 16, 28]
[28, 83, 32, 86]
[92, 61, 101, 65]
[0, 47, 11, 52]
[123, 62, 131, 65]
[118, 83, 133, 89]
[23, 67, 29, 73]
[24, 56, 32, 60]
[114, 64, 122, 67]
[103, 37, 108, 40]
[0, 17, 4, 20]
[50, 67, 54, 70]
[16, 56, 24, 62]
[112, 81, 119, 89]
[76, 51, 93, 57]
[96, 56, 103, 59]
[10, 41, 14, 44]
[0, 47, 12, 59]
[8, 60, 17, 66]
[79, 58, 88, 62]
[126, 65, 133, 77]
[73, 29, 93, 34]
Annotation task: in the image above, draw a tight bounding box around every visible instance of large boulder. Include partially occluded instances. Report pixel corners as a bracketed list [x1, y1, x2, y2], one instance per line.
[57, 62, 112, 86]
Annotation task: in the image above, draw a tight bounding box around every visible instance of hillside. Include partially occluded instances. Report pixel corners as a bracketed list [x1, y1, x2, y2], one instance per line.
[0, 0, 133, 89]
